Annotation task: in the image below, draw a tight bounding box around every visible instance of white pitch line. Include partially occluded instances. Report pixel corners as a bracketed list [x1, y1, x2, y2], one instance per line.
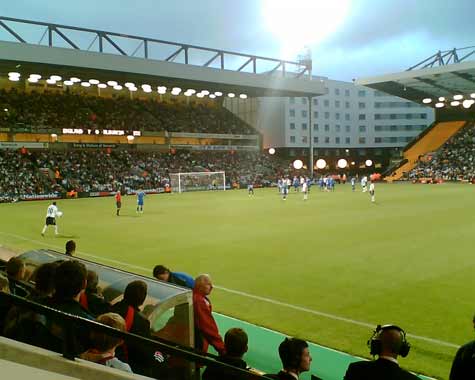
[0, 231, 460, 349]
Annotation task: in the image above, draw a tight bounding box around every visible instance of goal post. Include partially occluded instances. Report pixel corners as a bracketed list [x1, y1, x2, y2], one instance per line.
[170, 171, 226, 193]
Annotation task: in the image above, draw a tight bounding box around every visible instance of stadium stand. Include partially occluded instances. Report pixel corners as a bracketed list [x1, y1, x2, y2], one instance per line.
[408, 121, 475, 182]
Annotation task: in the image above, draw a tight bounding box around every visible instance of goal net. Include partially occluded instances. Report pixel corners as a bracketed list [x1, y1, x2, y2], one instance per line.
[170, 171, 226, 193]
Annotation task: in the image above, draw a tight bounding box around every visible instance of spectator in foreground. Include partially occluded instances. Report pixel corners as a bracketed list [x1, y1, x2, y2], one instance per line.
[65, 240, 76, 256]
[80, 313, 132, 373]
[266, 338, 312, 380]
[79, 270, 111, 317]
[344, 325, 418, 380]
[193, 274, 225, 355]
[0, 273, 10, 332]
[153, 264, 195, 288]
[202, 327, 251, 380]
[449, 313, 475, 379]
[6, 257, 28, 297]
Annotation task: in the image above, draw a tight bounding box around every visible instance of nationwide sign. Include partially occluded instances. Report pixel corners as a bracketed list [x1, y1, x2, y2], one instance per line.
[0, 142, 49, 149]
[62, 128, 141, 136]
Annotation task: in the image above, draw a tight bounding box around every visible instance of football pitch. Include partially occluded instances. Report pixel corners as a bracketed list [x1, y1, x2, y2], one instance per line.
[0, 183, 474, 379]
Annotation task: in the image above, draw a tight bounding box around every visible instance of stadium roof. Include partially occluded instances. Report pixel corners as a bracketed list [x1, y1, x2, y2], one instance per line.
[356, 57, 475, 108]
[0, 17, 325, 98]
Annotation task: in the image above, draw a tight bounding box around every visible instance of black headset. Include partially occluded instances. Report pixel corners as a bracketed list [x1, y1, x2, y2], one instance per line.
[367, 324, 411, 358]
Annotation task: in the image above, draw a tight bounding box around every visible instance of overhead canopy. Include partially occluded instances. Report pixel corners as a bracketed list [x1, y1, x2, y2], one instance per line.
[356, 60, 475, 107]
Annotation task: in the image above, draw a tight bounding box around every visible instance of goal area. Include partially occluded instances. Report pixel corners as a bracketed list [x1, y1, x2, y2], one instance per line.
[170, 171, 226, 193]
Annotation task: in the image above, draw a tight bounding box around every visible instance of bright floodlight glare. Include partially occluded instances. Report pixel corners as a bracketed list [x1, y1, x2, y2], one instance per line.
[214, 91, 223, 96]
[70, 77, 81, 83]
[81, 82, 91, 87]
[28, 77, 38, 83]
[107, 80, 118, 87]
[262, 0, 350, 59]
[113, 85, 123, 90]
[187, 89, 196, 94]
[209, 94, 216, 99]
[351, 161, 355, 165]
[29, 74, 41, 79]
[228, 93, 235, 98]
[129, 86, 138, 92]
[316, 158, 326, 169]
[196, 93, 205, 98]
[124, 82, 135, 88]
[46, 79, 56, 84]
[337, 158, 348, 168]
[453, 94, 463, 100]
[8, 72, 20, 77]
[9, 76, 20, 82]
[201, 90, 210, 95]
[143, 88, 152, 93]
[97, 83, 107, 89]
[422, 98, 432, 104]
[293, 159, 304, 170]
[435, 102, 445, 108]
[63, 80, 73, 86]
[345, 149, 349, 153]
[50, 75, 62, 81]
[268, 148, 276, 155]
[157, 86, 167, 91]
[141, 84, 151, 89]
[471, 93, 475, 99]
[240, 94, 248, 99]
[365, 159, 373, 167]
[89, 79, 99, 85]
[184, 92, 192, 97]
[450, 101, 460, 106]
[438, 96, 445, 101]
[463, 99, 474, 108]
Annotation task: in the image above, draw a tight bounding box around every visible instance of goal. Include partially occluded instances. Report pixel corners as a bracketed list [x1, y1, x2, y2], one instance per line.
[170, 171, 226, 193]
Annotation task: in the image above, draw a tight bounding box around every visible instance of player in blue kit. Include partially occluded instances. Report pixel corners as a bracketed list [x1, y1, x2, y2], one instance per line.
[136, 189, 145, 213]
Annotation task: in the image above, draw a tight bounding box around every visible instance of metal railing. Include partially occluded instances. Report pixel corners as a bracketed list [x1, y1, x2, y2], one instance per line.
[0, 16, 311, 78]
[407, 46, 475, 71]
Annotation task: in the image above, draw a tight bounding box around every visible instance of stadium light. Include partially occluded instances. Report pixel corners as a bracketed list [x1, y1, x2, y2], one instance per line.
[337, 158, 348, 168]
[129, 86, 138, 92]
[435, 102, 445, 108]
[141, 84, 151, 89]
[113, 85, 123, 90]
[63, 80, 73, 86]
[124, 82, 135, 88]
[201, 90, 210, 95]
[89, 79, 100, 85]
[81, 82, 91, 87]
[143, 87, 152, 93]
[187, 89, 196, 94]
[214, 91, 223, 96]
[8, 72, 20, 77]
[29, 74, 41, 80]
[171, 87, 182, 95]
[438, 96, 445, 102]
[293, 159, 304, 169]
[196, 93, 205, 98]
[70, 77, 81, 83]
[50, 75, 62, 81]
[209, 94, 216, 99]
[228, 93, 235, 98]
[184, 92, 192, 97]
[450, 101, 460, 106]
[422, 98, 432, 104]
[8, 76, 20, 82]
[462, 99, 474, 108]
[4, 108, 8, 112]
[46, 79, 56, 85]
[240, 94, 248, 99]
[268, 148, 276, 155]
[28, 77, 38, 83]
[351, 161, 355, 165]
[316, 158, 327, 169]
[97, 83, 107, 89]
[107, 80, 118, 87]
[365, 159, 373, 167]
[453, 94, 463, 100]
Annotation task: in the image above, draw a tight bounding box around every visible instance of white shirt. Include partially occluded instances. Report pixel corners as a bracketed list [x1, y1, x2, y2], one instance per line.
[46, 204, 58, 218]
[380, 355, 398, 365]
[369, 183, 375, 192]
[302, 182, 308, 192]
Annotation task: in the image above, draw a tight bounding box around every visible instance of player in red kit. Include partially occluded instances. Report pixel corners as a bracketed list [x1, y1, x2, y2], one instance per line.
[115, 190, 122, 216]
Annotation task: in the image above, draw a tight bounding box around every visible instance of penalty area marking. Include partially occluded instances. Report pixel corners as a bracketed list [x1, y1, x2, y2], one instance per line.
[0, 231, 460, 349]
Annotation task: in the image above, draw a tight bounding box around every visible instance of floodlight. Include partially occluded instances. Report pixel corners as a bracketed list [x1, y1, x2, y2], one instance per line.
[107, 80, 118, 87]
[239, 94, 248, 99]
[214, 91, 223, 96]
[8, 72, 20, 77]
[209, 94, 216, 99]
[98, 83, 107, 89]
[228, 93, 235, 98]
[187, 89, 196, 94]
[28, 77, 38, 83]
[63, 80, 73, 86]
[9, 76, 20, 82]
[70, 77, 81, 83]
[124, 82, 135, 88]
[184, 92, 192, 97]
[293, 159, 304, 169]
[129, 86, 138, 92]
[450, 101, 460, 106]
[46, 79, 56, 85]
[316, 159, 326, 169]
[438, 96, 445, 101]
[29, 74, 41, 80]
[81, 82, 91, 87]
[143, 87, 152, 93]
[201, 90, 209, 95]
[453, 94, 463, 100]
[89, 79, 100, 85]
[462, 99, 474, 109]
[268, 148, 276, 155]
[196, 93, 205, 98]
[471, 93, 475, 99]
[435, 102, 445, 108]
[50, 75, 62, 81]
[422, 98, 432, 104]
[141, 84, 151, 89]
[365, 159, 373, 167]
[113, 85, 123, 90]
[337, 158, 348, 168]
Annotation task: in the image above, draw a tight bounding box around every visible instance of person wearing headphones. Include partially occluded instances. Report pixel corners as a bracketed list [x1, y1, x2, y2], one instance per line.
[449, 312, 475, 379]
[344, 324, 419, 380]
[266, 337, 312, 380]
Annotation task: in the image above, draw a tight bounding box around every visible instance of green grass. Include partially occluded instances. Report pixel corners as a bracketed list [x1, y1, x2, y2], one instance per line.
[1, 183, 474, 379]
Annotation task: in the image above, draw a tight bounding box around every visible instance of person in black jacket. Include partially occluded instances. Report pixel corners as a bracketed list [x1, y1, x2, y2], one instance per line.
[449, 313, 475, 380]
[79, 270, 110, 317]
[203, 328, 251, 380]
[344, 325, 419, 380]
[266, 338, 312, 380]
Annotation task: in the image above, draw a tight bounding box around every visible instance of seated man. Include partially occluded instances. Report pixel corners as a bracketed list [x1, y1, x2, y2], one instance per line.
[79, 270, 111, 317]
[202, 327, 251, 380]
[449, 313, 475, 379]
[6, 257, 28, 297]
[153, 264, 195, 288]
[266, 338, 312, 380]
[344, 324, 418, 380]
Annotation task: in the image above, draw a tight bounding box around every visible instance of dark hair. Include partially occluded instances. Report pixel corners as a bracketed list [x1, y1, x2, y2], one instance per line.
[278, 338, 308, 370]
[224, 328, 248, 357]
[34, 262, 59, 295]
[153, 265, 170, 278]
[54, 260, 87, 300]
[123, 280, 147, 308]
[86, 270, 99, 293]
[65, 240, 76, 256]
[53, 201, 57, 205]
[6, 257, 25, 279]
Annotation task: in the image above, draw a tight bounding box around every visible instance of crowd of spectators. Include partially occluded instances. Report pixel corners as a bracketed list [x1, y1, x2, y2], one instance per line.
[0, 149, 290, 196]
[408, 122, 475, 182]
[0, 88, 256, 134]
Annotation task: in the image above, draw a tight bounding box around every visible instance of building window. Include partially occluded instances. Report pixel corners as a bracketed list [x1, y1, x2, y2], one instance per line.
[313, 124, 319, 131]
[358, 90, 366, 97]
[345, 89, 350, 96]
[289, 109, 295, 117]
[359, 137, 366, 144]
[302, 110, 308, 118]
[302, 123, 308, 130]
[335, 88, 340, 95]
[359, 125, 367, 132]
[358, 114, 366, 120]
[345, 101, 350, 108]
[335, 100, 341, 108]
[345, 125, 351, 132]
[324, 136, 330, 144]
[314, 136, 319, 143]
[289, 97, 295, 104]
[358, 102, 366, 109]
[302, 136, 308, 143]
[313, 98, 318, 106]
[302, 98, 307, 105]
[335, 113, 340, 120]
[335, 137, 340, 144]
[290, 122, 295, 130]
[314, 111, 319, 118]
[345, 137, 350, 144]
[324, 124, 330, 132]
[324, 112, 330, 119]
[324, 99, 329, 107]
[290, 136, 296, 143]
[374, 137, 382, 143]
[335, 124, 341, 132]
[345, 113, 350, 121]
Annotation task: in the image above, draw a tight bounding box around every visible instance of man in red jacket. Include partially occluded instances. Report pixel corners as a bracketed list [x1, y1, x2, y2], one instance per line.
[193, 274, 225, 355]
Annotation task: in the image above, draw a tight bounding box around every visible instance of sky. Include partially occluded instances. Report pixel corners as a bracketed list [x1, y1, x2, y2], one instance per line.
[1, 0, 474, 82]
